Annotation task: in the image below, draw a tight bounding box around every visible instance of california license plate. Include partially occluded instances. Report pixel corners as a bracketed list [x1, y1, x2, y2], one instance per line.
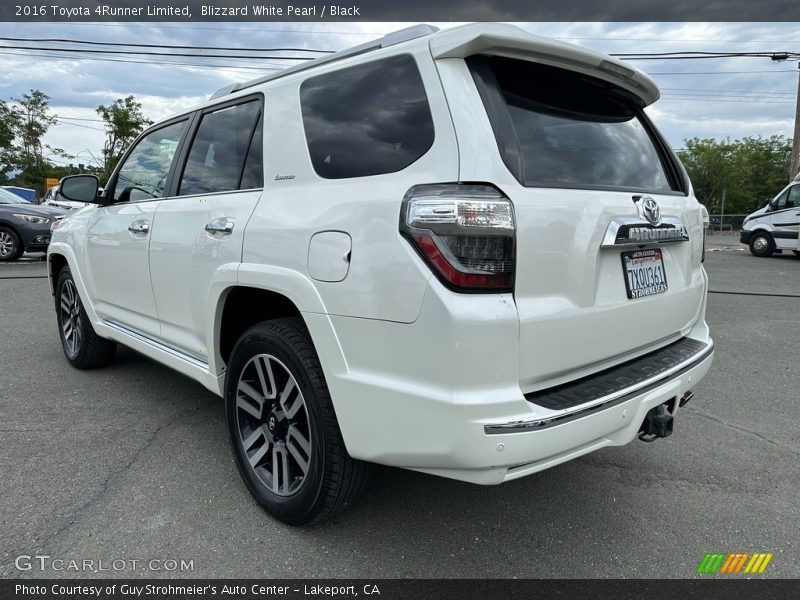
[621, 249, 668, 299]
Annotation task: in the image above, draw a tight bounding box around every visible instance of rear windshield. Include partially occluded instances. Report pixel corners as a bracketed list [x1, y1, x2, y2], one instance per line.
[468, 56, 678, 193]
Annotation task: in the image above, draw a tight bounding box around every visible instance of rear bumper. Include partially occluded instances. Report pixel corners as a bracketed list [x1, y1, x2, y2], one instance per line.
[315, 280, 714, 485]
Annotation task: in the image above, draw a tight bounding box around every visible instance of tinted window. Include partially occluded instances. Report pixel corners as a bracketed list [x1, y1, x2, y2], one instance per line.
[469, 56, 674, 192]
[773, 189, 789, 209]
[300, 54, 435, 179]
[179, 100, 262, 196]
[113, 120, 187, 202]
[239, 113, 263, 190]
[787, 185, 800, 208]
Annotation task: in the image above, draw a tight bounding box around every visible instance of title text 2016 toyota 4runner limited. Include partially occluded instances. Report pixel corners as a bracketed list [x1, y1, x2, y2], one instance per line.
[48, 24, 714, 525]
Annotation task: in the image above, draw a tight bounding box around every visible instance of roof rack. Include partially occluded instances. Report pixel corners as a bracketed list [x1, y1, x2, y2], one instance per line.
[209, 24, 439, 100]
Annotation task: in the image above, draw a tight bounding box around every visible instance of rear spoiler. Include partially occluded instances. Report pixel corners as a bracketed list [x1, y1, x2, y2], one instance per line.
[428, 23, 660, 107]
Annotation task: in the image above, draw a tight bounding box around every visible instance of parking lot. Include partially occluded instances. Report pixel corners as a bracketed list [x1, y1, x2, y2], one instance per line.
[1, 238, 798, 579]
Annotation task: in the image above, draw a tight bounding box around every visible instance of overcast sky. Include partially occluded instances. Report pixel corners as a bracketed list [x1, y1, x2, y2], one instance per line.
[0, 21, 797, 169]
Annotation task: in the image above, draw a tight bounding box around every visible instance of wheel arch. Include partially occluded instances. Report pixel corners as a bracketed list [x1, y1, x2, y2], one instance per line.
[48, 252, 69, 295]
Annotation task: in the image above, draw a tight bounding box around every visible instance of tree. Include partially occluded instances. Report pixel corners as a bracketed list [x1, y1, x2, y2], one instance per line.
[0, 100, 21, 183]
[97, 96, 152, 182]
[9, 90, 66, 190]
[677, 135, 793, 215]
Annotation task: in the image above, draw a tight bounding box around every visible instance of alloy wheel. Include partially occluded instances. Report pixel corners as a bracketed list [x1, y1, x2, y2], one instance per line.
[0, 230, 16, 257]
[60, 279, 82, 355]
[235, 354, 312, 497]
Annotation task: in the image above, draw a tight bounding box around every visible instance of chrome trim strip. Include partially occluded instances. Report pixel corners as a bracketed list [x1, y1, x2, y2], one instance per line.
[601, 216, 689, 248]
[484, 342, 713, 434]
[103, 319, 209, 370]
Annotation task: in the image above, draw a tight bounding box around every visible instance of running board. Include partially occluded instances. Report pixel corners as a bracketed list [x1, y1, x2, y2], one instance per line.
[103, 319, 209, 370]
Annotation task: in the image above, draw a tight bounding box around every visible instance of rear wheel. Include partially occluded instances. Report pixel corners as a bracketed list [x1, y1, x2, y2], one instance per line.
[225, 318, 369, 525]
[793, 250, 800, 257]
[55, 267, 117, 368]
[0, 227, 22, 261]
[748, 232, 774, 257]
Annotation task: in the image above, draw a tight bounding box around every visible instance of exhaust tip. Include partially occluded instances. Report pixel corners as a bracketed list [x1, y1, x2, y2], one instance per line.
[679, 391, 694, 408]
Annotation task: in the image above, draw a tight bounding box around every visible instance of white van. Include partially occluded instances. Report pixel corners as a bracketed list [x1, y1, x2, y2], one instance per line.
[740, 181, 800, 257]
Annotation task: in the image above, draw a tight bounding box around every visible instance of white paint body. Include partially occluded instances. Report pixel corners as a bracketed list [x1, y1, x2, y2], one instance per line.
[49, 24, 713, 484]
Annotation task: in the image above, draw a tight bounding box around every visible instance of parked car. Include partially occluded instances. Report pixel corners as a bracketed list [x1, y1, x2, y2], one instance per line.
[43, 184, 94, 211]
[0, 188, 66, 260]
[740, 180, 800, 257]
[48, 23, 713, 525]
[0, 185, 38, 204]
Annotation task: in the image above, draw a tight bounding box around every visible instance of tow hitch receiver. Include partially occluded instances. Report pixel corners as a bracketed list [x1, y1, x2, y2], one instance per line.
[638, 403, 674, 442]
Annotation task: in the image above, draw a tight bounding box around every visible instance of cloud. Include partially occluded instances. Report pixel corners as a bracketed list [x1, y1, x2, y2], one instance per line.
[0, 21, 795, 160]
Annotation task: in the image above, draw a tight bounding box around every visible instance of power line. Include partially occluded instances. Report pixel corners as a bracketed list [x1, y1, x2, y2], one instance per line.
[0, 36, 335, 53]
[55, 121, 106, 132]
[0, 44, 314, 60]
[661, 87, 796, 95]
[0, 49, 285, 72]
[648, 70, 798, 75]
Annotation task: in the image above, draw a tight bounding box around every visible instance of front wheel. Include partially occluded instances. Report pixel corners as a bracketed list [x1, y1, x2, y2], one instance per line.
[0, 227, 22, 261]
[225, 318, 369, 525]
[748, 232, 774, 257]
[55, 267, 117, 368]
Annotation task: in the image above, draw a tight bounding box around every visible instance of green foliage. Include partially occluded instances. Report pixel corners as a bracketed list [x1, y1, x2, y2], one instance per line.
[678, 136, 793, 214]
[0, 100, 21, 183]
[97, 96, 152, 182]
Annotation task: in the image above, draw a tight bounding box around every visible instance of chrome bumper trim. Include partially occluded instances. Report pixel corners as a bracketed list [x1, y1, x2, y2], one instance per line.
[485, 341, 713, 434]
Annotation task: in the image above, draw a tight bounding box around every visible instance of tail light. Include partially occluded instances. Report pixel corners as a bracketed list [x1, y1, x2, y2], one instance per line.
[400, 184, 515, 292]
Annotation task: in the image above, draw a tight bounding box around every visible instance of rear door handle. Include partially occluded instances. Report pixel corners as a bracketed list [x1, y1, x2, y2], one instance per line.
[205, 218, 235, 235]
[128, 220, 150, 234]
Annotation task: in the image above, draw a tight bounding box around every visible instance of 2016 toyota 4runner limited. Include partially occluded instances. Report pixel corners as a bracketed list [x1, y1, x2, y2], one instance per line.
[48, 23, 714, 525]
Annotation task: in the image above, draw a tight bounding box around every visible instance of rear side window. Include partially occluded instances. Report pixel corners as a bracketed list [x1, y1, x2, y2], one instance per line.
[468, 56, 678, 193]
[300, 54, 435, 179]
[178, 99, 262, 196]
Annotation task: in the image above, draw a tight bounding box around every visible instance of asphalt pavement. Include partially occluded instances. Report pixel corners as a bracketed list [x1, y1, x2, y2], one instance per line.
[0, 243, 798, 579]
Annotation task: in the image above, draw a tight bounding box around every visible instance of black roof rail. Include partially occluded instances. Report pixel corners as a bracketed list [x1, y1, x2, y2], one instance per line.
[209, 24, 439, 100]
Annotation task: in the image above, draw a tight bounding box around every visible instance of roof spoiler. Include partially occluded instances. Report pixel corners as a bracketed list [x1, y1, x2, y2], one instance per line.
[429, 23, 660, 107]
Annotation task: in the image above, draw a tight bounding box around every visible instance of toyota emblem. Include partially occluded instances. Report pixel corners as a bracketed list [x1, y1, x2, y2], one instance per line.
[639, 196, 661, 225]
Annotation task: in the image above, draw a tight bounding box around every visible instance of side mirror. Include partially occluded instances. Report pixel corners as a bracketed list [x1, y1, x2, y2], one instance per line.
[59, 175, 100, 203]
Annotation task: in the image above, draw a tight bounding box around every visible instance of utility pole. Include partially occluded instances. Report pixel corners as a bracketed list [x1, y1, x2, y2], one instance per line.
[792, 62, 800, 181]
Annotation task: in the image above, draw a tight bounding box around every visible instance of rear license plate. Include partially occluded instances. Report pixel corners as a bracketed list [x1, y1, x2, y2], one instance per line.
[621, 249, 668, 299]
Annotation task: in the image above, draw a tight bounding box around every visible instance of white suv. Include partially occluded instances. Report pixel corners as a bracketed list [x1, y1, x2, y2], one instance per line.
[48, 23, 714, 525]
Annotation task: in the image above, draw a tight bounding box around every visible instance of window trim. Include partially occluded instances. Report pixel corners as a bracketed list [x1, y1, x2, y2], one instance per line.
[299, 53, 436, 180]
[467, 54, 688, 196]
[173, 93, 265, 199]
[102, 113, 196, 207]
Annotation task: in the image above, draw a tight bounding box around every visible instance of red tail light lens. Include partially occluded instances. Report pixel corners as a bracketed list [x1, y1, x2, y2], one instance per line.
[400, 184, 515, 292]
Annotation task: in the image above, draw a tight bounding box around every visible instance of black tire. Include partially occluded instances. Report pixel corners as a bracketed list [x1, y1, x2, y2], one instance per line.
[748, 231, 775, 258]
[0, 226, 23, 261]
[225, 317, 369, 526]
[55, 267, 117, 369]
[793, 250, 800, 257]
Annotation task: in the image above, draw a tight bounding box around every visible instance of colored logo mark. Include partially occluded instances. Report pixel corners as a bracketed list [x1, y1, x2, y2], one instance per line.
[696, 552, 773, 574]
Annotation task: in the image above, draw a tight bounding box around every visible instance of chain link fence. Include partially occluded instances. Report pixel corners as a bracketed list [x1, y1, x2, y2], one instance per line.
[707, 213, 749, 234]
